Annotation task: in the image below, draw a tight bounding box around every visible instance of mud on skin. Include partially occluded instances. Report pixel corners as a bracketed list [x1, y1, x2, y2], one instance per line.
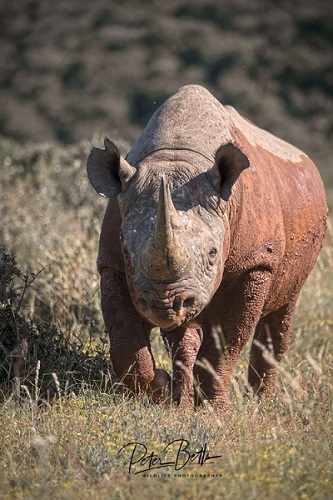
[87, 85, 328, 410]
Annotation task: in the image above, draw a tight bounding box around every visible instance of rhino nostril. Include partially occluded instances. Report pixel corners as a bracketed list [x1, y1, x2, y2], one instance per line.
[183, 296, 195, 309]
[138, 298, 149, 313]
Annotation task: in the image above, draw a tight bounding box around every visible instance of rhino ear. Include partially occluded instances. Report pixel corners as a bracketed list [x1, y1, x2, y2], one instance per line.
[212, 143, 250, 201]
[87, 138, 136, 197]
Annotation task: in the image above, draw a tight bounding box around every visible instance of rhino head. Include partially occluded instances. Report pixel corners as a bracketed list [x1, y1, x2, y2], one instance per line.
[87, 138, 249, 330]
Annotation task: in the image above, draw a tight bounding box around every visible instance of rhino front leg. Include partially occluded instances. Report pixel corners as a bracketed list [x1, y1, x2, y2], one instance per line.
[101, 268, 170, 401]
[161, 327, 202, 408]
[248, 300, 296, 396]
[195, 270, 273, 410]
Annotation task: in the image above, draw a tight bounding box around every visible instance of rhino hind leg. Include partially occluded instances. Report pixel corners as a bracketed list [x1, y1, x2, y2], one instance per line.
[101, 269, 170, 402]
[248, 302, 295, 396]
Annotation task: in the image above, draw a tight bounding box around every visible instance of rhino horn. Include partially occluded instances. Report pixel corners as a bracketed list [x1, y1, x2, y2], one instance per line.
[155, 176, 178, 246]
[142, 177, 190, 280]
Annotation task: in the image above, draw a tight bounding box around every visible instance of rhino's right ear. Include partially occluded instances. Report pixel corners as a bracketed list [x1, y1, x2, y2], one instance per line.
[87, 138, 136, 197]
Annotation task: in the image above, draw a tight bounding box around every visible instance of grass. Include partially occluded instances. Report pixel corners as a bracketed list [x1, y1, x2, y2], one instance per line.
[0, 137, 332, 498]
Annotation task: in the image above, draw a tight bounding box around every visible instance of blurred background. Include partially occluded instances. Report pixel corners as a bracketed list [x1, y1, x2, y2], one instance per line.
[0, 5, 332, 494]
[0, 0, 332, 188]
[0, 1, 332, 451]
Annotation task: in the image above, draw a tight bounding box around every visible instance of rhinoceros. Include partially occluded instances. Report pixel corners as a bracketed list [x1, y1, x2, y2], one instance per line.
[87, 85, 327, 409]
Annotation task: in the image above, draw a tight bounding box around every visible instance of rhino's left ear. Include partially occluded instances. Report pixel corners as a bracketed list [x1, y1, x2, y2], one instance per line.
[212, 143, 250, 201]
[87, 138, 136, 197]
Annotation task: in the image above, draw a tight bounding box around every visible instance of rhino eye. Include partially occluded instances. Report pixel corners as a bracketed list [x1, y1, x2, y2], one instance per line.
[208, 248, 218, 265]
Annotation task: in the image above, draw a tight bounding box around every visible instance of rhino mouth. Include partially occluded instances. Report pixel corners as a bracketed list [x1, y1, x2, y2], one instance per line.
[135, 292, 199, 331]
[151, 314, 182, 331]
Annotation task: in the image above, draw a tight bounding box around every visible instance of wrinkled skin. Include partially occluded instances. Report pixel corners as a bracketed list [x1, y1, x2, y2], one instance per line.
[88, 85, 327, 410]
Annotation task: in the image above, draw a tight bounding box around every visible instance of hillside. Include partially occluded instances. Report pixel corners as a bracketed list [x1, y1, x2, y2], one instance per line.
[0, 0, 332, 191]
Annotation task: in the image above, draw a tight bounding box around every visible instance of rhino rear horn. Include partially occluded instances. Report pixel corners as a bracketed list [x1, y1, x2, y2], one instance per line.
[87, 138, 136, 197]
[154, 176, 179, 247]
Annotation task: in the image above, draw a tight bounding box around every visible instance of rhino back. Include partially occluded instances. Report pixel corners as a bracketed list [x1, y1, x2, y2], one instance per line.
[126, 85, 234, 166]
[223, 109, 327, 311]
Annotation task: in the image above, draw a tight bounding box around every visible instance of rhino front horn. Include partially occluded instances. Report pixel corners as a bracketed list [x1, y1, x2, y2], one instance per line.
[142, 177, 191, 280]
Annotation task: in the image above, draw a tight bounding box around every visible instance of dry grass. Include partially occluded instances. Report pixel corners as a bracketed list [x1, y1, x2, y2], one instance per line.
[0, 137, 332, 498]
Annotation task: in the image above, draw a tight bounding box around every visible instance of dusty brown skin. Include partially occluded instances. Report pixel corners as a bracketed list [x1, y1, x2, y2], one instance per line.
[87, 85, 327, 409]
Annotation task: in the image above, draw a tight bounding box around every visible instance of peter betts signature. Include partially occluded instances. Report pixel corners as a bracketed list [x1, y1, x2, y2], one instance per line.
[118, 439, 222, 474]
